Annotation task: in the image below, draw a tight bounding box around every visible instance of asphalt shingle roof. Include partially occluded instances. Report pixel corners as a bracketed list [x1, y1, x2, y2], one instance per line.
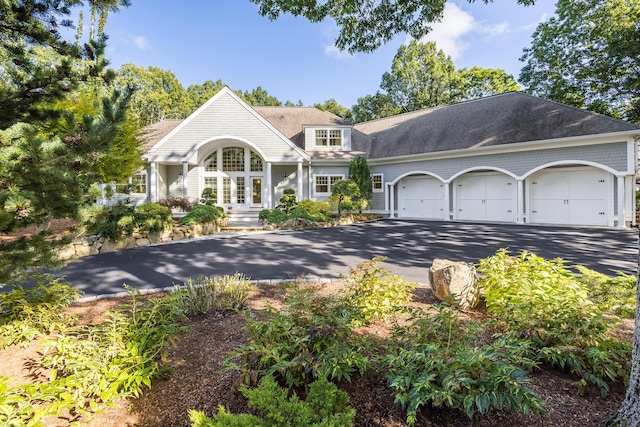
[355, 92, 640, 159]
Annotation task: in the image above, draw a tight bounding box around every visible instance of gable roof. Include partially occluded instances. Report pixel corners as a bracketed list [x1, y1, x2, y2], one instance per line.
[253, 106, 371, 160]
[142, 119, 182, 152]
[355, 92, 640, 160]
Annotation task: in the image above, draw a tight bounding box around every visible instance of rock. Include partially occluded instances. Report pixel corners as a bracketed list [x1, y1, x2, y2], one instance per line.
[57, 244, 76, 260]
[428, 259, 479, 310]
[136, 238, 150, 247]
[147, 230, 161, 244]
[75, 244, 93, 257]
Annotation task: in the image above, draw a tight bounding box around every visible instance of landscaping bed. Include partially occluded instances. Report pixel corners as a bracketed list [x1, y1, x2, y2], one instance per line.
[0, 274, 633, 427]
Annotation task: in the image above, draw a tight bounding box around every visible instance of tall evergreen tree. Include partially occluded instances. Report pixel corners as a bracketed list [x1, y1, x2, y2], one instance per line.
[0, 0, 132, 283]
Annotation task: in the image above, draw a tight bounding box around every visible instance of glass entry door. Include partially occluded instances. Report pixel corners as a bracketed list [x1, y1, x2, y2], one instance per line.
[252, 178, 262, 205]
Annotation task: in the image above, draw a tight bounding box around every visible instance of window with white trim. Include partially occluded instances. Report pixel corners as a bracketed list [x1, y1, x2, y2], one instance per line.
[314, 175, 344, 194]
[131, 174, 147, 194]
[372, 174, 383, 193]
[204, 152, 217, 171]
[222, 147, 245, 171]
[314, 129, 343, 147]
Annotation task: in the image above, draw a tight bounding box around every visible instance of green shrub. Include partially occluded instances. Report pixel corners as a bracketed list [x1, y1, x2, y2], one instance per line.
[342, 257, 416, 326]
[135, 202, 173, 233]
[175, 274, 253, 316]
[0, 273, 81, 348]
[258, 209, 287, 224]
[290, 206, 330, 222]
[90, 201, 136, 239]
[179, 204, 224, 226]
[477, 249, 631, 395]
[189, 376, 355, 427]
[297, 199, 331, 217]
[224, 282, 369, 388]
[575, 266, 637, 318]
[37, 287, 188, 412]
[381, 305, 543, 424]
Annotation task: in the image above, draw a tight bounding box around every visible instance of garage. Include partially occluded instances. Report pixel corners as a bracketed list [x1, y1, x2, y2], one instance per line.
[528, 167, 610, 226]
[399, 176, 445, 219]
[455, 172, 517, 222]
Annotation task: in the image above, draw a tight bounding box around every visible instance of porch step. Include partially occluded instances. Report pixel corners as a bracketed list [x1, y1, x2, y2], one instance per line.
[225, 210, 261, 222]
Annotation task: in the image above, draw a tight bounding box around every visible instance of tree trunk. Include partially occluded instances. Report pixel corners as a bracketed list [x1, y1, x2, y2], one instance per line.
[606, 229, 640, 425]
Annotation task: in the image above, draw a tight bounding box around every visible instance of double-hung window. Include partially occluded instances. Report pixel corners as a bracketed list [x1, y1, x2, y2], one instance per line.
[372, 174, 383, 193]
[315, 129, 342, 148]
[314, 175, 343, 195]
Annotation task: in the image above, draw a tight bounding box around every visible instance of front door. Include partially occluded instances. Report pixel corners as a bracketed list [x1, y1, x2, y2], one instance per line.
[252, 178, 262, 205]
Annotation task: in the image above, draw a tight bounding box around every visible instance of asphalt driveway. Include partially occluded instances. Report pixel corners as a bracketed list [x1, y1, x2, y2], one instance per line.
[52, 219, 639, 298]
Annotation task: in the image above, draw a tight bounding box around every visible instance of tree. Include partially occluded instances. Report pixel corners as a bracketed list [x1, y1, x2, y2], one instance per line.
[350, 42, 519, 122]
[381, 41, 459, 113]
[185, 79, 225, 112]
[313, 98, 353, 121]
[519, 0, 640, 122]
[0, 0, 132, 283]
[454, 67, 521, 100]
[239, 86, 282, 106]
[348, 157, 372, 212]
[330, 179, 360, 214]
[114, 64, 191, 126]
[250, 0, 536, 53]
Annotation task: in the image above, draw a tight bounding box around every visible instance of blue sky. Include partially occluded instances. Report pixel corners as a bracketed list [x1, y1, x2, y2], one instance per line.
[93, 0, 557, 108]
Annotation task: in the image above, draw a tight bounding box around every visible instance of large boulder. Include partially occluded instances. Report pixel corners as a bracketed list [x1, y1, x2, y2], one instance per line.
[428, 259, 479, 310]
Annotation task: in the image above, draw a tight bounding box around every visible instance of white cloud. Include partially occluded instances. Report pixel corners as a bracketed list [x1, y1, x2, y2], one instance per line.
[414, 3, 511, 60]
[132, 35, 150, 50]
[519, 12, 552, 31]
[324, 44, 353, 60]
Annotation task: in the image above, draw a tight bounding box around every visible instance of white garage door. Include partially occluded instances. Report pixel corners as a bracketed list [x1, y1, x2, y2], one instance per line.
[529, 167, 609, 226]
[455, 172, 517, 222]
[399, 176, 444, 219]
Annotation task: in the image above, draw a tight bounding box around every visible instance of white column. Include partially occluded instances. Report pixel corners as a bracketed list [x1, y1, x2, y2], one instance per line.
[617, 175, 625, 228]
[266, 162, 272, 208]
[384, 181, 389, 212]
[182, 162, 189, 199]
[149, 162, 157, 202]
[297, 161, 303, 199]
[389, 183, 395, 218]
[517, 178, 525, 224]
[443, 182, 450, 221]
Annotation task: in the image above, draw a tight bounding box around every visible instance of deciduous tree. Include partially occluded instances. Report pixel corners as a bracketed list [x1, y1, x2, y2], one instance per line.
[250, 0, 536, 53]
[519, 0, 640, 122]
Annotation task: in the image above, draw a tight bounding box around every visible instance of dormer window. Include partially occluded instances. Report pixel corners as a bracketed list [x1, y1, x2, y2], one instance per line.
[315, 129, 342, 147]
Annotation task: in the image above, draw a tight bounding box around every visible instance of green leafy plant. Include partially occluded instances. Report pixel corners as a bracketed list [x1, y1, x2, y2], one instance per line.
[330, 179, 360, 214]
[179, 204, 225, 226]
[575, 266, 637, 318]
[297, 199, 331, 217]
[0, 273, 81, 348]
[90, 200, 136, 239]
[200, 188, 217, 205]
[175, 274, 253, 316]
[258, 209, 288, 224]
[477, 249, 631, 395]
[224, 282, 369, 388]
[276, 188, 298, 214]
[289, 206, 331, 222]
[37, 287, 188, 415]
[189, 375, 355, 427]
[134, 202, 173, 233]
[381, 305, 544, 424]
[342, 257, 416, 326]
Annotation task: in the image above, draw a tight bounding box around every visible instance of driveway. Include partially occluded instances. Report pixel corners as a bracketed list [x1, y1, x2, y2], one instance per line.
[52, 219, 638, 298]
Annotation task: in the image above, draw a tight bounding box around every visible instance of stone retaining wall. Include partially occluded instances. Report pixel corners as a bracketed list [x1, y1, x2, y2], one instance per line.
[57, 220, 225, 260]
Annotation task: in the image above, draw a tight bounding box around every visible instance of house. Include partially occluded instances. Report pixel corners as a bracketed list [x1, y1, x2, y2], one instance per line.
[111, 86, 640, 228]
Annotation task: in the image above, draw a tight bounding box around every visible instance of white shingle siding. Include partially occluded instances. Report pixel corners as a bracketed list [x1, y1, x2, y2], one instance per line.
[150, 91, 304, 162]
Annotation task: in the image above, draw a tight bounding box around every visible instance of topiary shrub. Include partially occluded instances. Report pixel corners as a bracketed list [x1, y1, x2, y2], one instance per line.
[276, 188, 298, 214]
[179, 205, 224, 226]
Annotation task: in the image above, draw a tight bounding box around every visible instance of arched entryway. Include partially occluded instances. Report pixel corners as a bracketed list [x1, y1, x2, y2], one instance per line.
[201, 145, 265, 210]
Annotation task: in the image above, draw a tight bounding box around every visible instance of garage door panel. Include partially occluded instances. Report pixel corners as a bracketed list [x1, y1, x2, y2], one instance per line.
[568, 171, 607, 199]
[400, 177, 444, 219]
[569, 200, 608, 226]
[529, 167, 609, 226]
[486, 199, 516, 222]
[485, 175, 516, 200]
[530, 199, 568, 224]
[456, 176, 485, 200]
[457, 199, 483, 220]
